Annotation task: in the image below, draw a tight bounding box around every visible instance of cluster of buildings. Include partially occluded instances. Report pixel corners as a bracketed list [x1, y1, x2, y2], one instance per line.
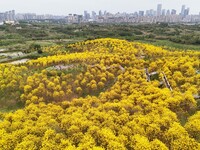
[0, 10, 15, 25]
[0, 10, 64, 25]
[1, 4, 200, 25]
[15, 13, 64, 20]
[75, 5, 200, 24]
[66, 4, 200, 24]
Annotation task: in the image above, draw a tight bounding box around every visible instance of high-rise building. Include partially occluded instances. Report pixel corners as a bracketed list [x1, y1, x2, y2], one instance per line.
[157, 4, 162, 16]
[92, 11, 97, 20]
[0, 13, 4, 23]
[146, 10, 150, 16]
[84, 11, 87, 20]
[149, 9, 154, 16]
[139, 11, 144, 17]
[12, 10, 15, 20]
[162, 9, 166, 16]
[171, 9, 177, 15]
[153, 10, 157, 16]
[181, 5, 186, 16]
[99, 10, 102, 16]
[133, 12, 138, 17]
[184, 8, 190, 16]
[77, 15, 83, 23]
[84, 10, 90, 20]
[9, 11, 12, 20]
[166, 10, 171, 16]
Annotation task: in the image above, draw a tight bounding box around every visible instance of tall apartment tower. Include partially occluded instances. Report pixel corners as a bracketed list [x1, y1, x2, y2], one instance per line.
[84, 11, 90, 20]
[92, 11, 97, 20]
[139, 11, 144, 17]
[162, 9, 166, 16]
[99, 10, 102, 16]
[12, 10, 15, 21]
[166, 10, 171, 16]
[157, 4, 162, 16]
[171, 9, 177, 15]
[181, 5, 186, 16]
[184, 8, 190, 16]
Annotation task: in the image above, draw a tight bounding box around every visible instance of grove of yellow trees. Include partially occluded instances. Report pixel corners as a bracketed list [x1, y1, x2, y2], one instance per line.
[0, 38, 200, 149]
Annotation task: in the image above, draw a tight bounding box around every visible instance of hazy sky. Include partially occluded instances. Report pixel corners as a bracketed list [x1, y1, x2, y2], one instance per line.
[1, 0, 200, 15]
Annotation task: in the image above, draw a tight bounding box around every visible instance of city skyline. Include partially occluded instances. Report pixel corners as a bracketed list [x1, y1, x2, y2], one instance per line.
[1, 0, 200, 15]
